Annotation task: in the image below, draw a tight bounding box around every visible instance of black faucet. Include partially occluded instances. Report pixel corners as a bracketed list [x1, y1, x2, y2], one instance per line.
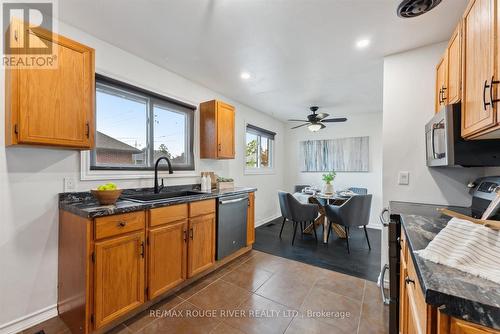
[154, 156, 173, 193]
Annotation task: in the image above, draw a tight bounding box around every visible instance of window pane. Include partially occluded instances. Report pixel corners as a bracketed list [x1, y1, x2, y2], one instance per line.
[246, 133, 258, 167]
[94, 86, 148, 167]
[260, 137, 270, 167]
[153, 104, 187, 166]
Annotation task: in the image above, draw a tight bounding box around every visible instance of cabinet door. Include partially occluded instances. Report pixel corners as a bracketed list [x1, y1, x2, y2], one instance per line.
[148, 221, 187, 299]
[15, 28, 94, 148]
[462, 0, 497, 137]
[399, 257, 408, 334]
[448, 24, 462, 104]
[436, 55, 448, 112]
[187, 214, 215, 277]
[216, 101, 235, 158]
[246, 192, 255, 245]
[94, 232, 145, 329]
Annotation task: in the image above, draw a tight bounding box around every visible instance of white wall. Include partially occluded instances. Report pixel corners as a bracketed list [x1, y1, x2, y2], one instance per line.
[284, 112, 383, 228]
[382, 42, 485, 208]
[0, 21, 285, 329]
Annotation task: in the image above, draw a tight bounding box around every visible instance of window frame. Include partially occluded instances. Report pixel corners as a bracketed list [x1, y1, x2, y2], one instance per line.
[90, 74, 195, 172]
[244, 123, 276, 175]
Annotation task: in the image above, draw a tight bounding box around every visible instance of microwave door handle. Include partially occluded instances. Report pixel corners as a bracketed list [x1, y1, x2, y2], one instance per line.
[431, 125, 437, 159]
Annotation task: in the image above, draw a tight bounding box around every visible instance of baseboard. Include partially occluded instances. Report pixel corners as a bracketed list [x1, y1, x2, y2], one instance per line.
[255, 213, 282, 228]
[0, 304, 58, 334]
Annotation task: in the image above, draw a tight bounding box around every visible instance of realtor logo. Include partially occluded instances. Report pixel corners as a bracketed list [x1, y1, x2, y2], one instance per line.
[2, 0, 58, 68]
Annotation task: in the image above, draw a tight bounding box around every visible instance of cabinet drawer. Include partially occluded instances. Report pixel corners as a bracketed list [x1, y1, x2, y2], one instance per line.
[189, 199, 216, 217]
[149, 204, 188, 227]
[95, 212, 145, 240]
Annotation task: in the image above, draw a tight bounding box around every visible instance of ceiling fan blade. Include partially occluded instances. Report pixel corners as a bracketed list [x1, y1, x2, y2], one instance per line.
[288, 119, 309, 122]
[321, 117, 348, 123]
[316, 113, 330, 120]
[291, 123, 310, 129]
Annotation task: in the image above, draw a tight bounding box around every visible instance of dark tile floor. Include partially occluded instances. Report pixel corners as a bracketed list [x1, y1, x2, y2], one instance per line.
[23, 250, 388, 334]
[253, 218, 381, 282]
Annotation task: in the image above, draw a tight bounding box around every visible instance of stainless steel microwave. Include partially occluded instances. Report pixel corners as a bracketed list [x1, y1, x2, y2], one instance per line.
[425, 104, 500, 167]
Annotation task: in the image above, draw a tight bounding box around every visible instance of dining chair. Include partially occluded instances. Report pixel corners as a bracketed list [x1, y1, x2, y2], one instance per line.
[324, 194, 372, 253]
[278, 191, 319, 245]
[294, 184, 310, 193]
[348, 187, 368, 195]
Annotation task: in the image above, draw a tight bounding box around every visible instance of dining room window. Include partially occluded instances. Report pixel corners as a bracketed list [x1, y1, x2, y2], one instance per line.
[245, 124, 276, 173]
[90, 75, 195, 171]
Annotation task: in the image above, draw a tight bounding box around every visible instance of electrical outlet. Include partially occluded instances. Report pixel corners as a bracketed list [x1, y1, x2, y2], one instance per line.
[63, 176, 76, 192]
[398, 171, 410, 185]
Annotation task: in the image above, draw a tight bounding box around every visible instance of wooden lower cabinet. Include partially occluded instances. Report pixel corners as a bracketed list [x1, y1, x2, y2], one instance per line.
[93, 232, 145, 329]
[187, 213, 216, 277]
[247, 192, 255, 245]
[438, 312, 500, 334]
[148, 220, 187, 299]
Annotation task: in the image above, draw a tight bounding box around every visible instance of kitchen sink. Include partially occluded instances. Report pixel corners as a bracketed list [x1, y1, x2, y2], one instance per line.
[122, 190, 203, 203]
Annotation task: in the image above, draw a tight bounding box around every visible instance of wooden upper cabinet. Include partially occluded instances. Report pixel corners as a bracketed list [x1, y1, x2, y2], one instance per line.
[436, 53, 448, 112]
[148, 220, 187, 299]
[447, 23, 462, 105]
[200, 100, 235, 159]
[5, 20, 95, 149]
[462, 0, 499, 139]
[93, 232, 145, 329]
[246, 192, 255, 246]
[187, 213, 215, 277]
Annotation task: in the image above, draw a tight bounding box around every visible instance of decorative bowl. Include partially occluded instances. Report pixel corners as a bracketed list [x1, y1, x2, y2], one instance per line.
[91, 189, 123, 205]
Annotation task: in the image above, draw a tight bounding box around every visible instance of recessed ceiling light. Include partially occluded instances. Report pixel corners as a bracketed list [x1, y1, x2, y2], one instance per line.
[240, 71, 251, 80]
[356, 39, 371, 49]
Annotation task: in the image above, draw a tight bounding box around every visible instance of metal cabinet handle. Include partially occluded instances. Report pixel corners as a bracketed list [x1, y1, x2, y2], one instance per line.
[441, 86, 447, 102]
[484, 80, 491, 110]
[438, 88, 442, 104]
[85, 122, 90, 138]
[183, 229, 187, 242]
[117, 221, 127, 227]
[220, 197, 247, 205]
[489, 76, 500, 107]
[405, 276, 415, 285]
[218, 143, 222, 151]
[140, 242, 145, 258]
[189, 228, 193, 240]
[379, 264, 390, 305]
[14, 29, 18, 41]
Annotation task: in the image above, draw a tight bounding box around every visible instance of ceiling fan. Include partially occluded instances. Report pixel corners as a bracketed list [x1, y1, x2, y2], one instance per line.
[288, 106, 347, 132]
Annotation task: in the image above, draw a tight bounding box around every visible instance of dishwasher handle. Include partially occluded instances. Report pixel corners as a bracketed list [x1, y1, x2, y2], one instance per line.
[219, 197, 248, 205]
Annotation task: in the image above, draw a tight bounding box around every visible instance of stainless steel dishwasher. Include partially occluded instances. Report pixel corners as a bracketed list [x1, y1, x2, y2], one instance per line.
[216, 194, 248, 260]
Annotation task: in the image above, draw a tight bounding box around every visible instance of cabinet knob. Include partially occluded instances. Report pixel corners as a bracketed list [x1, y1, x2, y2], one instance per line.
[117, 221, 127, 227]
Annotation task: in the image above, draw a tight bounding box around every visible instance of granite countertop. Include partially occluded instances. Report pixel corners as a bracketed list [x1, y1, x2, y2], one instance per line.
[60, 185, 257, 218]
[390, 201, 500, 330]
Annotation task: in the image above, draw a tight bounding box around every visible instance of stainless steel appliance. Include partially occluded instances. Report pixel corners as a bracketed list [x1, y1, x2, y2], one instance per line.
[216, 194, 248, 260]
[425, 104, 500, 167]
[379, 176, 500, 334]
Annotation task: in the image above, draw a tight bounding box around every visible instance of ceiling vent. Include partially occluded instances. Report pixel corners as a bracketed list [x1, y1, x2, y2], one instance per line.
[397, 0, 442, 18]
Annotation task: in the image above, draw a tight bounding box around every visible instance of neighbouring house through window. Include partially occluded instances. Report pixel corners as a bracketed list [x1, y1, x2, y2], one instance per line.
[245, 124, 276, 172]
[91, 75, 195, 171]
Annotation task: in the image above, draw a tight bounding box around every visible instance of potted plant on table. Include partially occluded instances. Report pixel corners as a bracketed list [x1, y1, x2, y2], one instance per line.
[322, 171, 336, 195]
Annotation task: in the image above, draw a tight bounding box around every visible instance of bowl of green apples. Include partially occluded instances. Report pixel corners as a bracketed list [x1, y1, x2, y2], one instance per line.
[91, 182, 122, 205]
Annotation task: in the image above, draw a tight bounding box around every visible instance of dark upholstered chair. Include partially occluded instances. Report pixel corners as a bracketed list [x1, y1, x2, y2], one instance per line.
[278, 191, 319, 245]
[325, 194, 372, 253]
[294, 185, 310, 193]
[349, 187, 368, 195]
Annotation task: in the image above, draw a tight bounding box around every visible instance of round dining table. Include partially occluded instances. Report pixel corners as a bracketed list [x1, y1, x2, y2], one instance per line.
[293, 192, 352, 243]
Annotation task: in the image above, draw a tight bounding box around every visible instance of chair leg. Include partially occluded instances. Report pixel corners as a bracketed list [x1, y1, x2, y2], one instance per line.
[364, 225, 371, 250]
[326, 221, 333, 243]
[292, 221, 298, 245]
[345, 226, 350, 254]
[279, 217, 286, 239]
[312, 220, 318, 242]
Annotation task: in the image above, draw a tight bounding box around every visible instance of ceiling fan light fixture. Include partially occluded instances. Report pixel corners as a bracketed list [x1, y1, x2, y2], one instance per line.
[308, 123, 322, 132]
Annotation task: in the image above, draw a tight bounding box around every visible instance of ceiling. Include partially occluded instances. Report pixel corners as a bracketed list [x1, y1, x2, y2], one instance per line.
[58, 0, 469, 121]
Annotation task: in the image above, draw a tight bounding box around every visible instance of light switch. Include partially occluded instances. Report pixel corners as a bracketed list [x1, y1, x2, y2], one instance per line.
[398, 171, 410, 185]
[64, 176, 76, 192]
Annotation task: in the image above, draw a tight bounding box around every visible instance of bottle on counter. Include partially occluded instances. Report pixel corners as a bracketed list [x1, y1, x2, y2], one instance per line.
[205, 173, 212, 192]
[201, 173, 207, 191]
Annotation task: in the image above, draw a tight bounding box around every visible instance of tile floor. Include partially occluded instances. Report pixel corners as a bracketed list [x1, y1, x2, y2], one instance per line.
[23, 250, 389, 334]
